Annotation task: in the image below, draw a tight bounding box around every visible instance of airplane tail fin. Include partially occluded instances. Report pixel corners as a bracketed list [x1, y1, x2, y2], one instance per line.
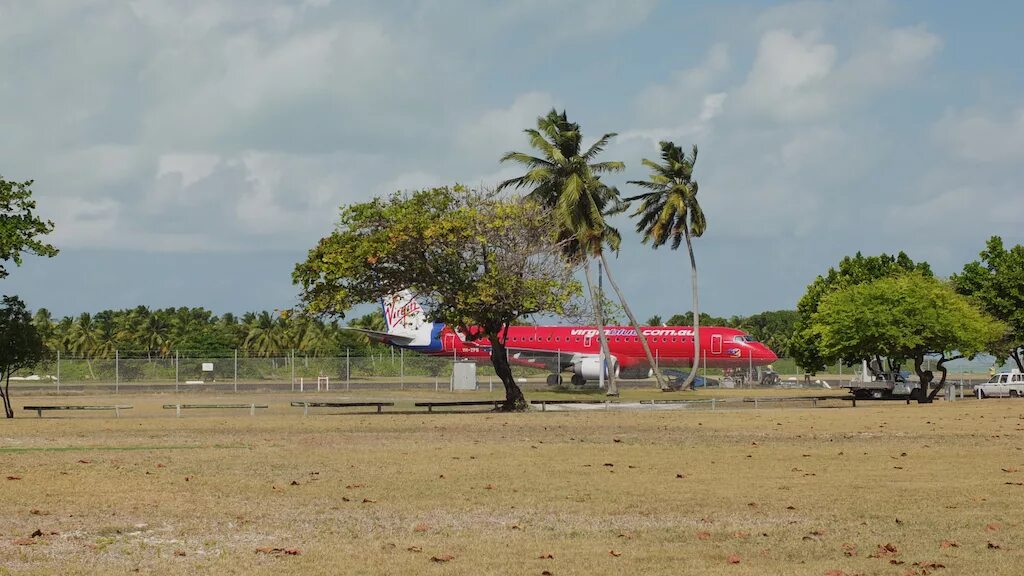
[382, 290, 431, 339]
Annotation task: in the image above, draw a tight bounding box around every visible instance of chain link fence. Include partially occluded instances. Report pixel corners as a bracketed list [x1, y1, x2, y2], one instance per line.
[10, 349, 559, 393]
[10, 350, 996, 393]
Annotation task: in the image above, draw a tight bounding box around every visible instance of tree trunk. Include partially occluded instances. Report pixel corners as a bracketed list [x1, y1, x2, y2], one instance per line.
[488, 335, 527, 411]
[682, 228, 700, 390]
[912, 354, 934, 403]
[600, 252, 667, 391]
[927, 354, 960, 402]
[583, 258, 616, 395]
[86, 358, 95, 380]
[1012, 349, 1023, 372]
[2, 373, 13, 418]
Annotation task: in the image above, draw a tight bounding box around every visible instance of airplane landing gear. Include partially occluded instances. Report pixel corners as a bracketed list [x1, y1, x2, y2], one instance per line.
[571, 374, 586, 386]
[546, 374, 563, 386]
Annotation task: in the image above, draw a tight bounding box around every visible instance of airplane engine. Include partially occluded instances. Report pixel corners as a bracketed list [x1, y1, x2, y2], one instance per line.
[618, 366, 653, 380]
[572, 356, 619, 384]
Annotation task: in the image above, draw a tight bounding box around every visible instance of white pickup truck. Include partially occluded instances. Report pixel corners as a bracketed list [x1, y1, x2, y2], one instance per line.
[974, 370, 1024, 398]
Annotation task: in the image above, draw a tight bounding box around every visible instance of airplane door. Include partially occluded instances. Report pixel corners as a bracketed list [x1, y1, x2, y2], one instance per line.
[711, 334, 722, 355]
[584, 335, 593, 349]
[444, 333, 456, 352]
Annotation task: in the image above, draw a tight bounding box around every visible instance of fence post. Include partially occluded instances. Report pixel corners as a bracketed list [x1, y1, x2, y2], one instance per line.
[115, 350, 119, 394]
[234, 349, 238, 393]
[400, 348, 404, 390]
[291, 350, 295, 392]
[56, 350, 60, 393]
[346, 348, 350, 391]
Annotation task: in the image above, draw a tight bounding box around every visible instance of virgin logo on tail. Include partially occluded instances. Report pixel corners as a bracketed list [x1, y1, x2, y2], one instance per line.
[384, 293, 424, 330]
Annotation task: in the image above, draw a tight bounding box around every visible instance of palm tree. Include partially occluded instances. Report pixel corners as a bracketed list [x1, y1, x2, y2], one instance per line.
[244, 311, 283, 358]
[626, 141, 706, 390]
[499, 109, 667, 392]
[69, 313, 100, 379]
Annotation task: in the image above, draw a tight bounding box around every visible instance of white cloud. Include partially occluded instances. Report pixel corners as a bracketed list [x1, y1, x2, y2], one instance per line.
[934, 107, 1024, 164]
[455, 92, 557, 166]
[736, 24, 940, 123]
[737, 30, 836, 122]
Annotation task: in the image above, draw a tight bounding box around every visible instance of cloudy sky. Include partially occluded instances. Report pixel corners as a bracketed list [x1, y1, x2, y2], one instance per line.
[3, 0, 1022, 321]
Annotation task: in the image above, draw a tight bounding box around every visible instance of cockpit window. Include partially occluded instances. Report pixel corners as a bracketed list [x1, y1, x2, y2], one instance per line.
[732, 335, 757, 343]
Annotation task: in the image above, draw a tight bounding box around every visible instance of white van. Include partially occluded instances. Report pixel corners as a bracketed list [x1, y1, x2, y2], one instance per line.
[975, 370, 1024, 398]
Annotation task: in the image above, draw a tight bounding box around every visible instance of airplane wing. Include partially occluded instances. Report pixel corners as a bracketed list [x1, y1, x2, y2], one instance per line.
[340, 327, 415, 346]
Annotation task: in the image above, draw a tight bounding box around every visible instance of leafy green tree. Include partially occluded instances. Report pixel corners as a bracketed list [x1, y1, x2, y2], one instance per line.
[293, 186, 580, 410]
[812, 273, 1004, 402]
[952, 236, 1024, 371]
[646, 315, 663, 326]
[1, 177, 58, 279]
[792, 252, 932, 374]
[737, 310, 801, 358]
[499, 109, 664, 392]
[1, 296, 47, 418]
[627, 141, 706, 389]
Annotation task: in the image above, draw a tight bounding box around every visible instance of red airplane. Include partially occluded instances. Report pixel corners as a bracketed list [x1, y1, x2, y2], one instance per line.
[349, 291, 778, 386]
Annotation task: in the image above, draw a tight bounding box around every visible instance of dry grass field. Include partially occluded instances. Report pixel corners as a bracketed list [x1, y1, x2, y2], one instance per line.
[2, 390, 1023, 575]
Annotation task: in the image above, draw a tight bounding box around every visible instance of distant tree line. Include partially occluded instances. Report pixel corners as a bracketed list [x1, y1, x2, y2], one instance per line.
[646, 309, 800, 359]
[30, 307, 389, 359]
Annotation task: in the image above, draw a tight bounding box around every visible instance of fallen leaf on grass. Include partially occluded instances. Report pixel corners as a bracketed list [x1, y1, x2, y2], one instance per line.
[12, 538, 36, 546]
[542, 571, 553, 576]
[939, 539, 959, 549]
[985, 523, 1001, 532]
[77, 460, 92, 464]
[538, 553, 555, 559]
[913, 561, 945, 570]
[842, 543, 857, 557]
[617, 532, 634, 540]
[430, 554, 455, 562]
[362, 498, 377, 504]
[608, 550, 622, 557]
[733, 531, 749, 539]
[1001, 467, 1019, 473]
[726, 554, 741, 564]
[987, 541, 1001, 549]
[869, 543, 899, 558]
[603, 463, 614, 467]
[290, 480, 300, 486]
[889, 559, 904, 565]
[696, 531, 712, 541]
[676, 473, 686, 479]
[825, 570, 848, 576]
[407, 546, 422, 553]
[484, 484, 495, 490]
[6, 476, 22, 480]
[174, 549, 186, 557]
[510, 524, 522, 530]
[413, 523, 429, 533]
[346, 483, 365, 489]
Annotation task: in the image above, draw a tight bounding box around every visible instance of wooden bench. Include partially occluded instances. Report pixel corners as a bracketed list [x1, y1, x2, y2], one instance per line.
[741, 396, 858, 408]
[290, 401, 394, 415]
[414, 400, 504, 413]
[162, 403, 269, 417]
[529, 399, 618, 411]
[23, 405, 133, 418]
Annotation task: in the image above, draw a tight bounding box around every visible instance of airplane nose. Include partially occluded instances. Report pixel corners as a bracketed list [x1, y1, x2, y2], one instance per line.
[763, 346, 778, 362]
